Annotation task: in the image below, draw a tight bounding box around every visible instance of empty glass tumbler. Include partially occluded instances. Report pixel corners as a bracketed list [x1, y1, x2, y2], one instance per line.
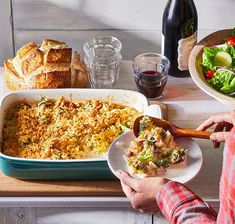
[83, 36, 122, 88]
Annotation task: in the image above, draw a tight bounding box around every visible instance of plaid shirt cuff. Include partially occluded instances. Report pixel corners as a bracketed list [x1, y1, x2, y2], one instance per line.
[156, 181, 202, 221]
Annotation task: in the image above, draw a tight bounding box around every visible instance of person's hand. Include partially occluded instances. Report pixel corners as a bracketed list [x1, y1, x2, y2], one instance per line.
[116, 170, 169, 213]
[197, 110, 235, 148]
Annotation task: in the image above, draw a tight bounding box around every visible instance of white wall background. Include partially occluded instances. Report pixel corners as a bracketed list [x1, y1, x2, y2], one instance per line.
[0, 0, 235, 65]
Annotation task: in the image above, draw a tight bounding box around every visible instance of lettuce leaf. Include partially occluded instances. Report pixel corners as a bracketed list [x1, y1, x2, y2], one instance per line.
[209, 70, 235, 94]
[202, 47, 225, 72]
[202, 45, 235, 72]
[227, 45, 235, 67]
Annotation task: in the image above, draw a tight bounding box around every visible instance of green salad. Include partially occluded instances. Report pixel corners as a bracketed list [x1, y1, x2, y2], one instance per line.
[202, 28, 235, 96]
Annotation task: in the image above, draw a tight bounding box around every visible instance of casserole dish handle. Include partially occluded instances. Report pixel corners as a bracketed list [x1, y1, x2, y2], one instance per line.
[144, 101, 167, 119]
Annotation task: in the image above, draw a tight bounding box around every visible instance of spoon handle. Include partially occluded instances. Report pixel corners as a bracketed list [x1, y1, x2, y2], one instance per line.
[174, 129, 213, 139]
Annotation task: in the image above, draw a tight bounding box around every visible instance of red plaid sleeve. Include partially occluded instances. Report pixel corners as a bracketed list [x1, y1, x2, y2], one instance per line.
[156, 127, 235, 224]
[218, 127, 235, 223]
[156, 181, 217, 223]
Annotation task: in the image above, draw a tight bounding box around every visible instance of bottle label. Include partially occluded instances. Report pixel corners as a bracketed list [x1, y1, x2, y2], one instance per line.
[177, 31, 197, 70]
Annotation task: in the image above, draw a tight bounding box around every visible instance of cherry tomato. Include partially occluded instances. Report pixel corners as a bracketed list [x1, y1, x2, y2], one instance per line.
[227, 37, 235, 47]
[204, 70, 214, 80]
[70, 102, 77, 109]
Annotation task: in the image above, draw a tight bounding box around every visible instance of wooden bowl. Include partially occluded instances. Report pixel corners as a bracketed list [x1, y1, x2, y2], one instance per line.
[189, 29, 235, 108]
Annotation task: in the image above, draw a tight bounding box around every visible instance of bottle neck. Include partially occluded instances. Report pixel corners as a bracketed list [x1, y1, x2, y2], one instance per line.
[166, 0, 197, 16]
[168, 0, 194, 6]
[169, 0, 194, 2]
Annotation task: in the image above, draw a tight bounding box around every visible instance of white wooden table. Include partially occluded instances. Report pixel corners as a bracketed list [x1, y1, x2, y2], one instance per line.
[0, 62, 229, 223]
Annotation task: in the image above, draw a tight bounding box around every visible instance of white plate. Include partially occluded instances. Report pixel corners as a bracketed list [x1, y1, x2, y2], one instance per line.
[107, 131, 203, 183]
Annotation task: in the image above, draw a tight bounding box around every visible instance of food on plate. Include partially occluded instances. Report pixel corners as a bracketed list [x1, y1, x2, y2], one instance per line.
[201, 29, 235, 95]
[4, 39, 88, 90]
[126, 116, 186, 177]
[2, 97, 139, 160]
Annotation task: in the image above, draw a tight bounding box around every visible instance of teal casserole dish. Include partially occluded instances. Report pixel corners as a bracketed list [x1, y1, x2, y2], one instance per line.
[0, 156, 114, 180]
[0, 88, 154, 180]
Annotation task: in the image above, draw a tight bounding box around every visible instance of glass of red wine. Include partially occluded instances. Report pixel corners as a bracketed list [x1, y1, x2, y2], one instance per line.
[133, 53, 170, 99]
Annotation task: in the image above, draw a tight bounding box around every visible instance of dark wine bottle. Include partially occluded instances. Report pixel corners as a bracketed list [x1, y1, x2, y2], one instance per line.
[162, 0, 198, 77]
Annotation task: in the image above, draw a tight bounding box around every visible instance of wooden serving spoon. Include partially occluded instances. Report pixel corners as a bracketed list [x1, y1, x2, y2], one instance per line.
[133, 115, 213, 139]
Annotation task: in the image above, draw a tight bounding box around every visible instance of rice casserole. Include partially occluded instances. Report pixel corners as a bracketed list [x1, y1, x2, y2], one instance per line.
[2, 97, 139, 160]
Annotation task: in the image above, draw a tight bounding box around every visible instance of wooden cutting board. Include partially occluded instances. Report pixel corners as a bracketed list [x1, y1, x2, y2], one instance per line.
[0, 172, 124, 196]
[0, 101, 167, 196]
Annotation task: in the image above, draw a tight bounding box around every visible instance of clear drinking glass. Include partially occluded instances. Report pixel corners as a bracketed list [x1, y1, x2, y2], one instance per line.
[133, 53, 170, 99]
[83, 36, 122, 88]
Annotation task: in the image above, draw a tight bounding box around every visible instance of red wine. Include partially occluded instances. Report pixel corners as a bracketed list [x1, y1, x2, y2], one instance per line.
[142, 70, 160, 75]
[162, 0, 198, 77]
[134, 70, 167, 99]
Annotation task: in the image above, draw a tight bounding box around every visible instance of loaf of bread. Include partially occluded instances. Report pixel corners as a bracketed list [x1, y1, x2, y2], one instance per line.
[4, 39, 88, 90]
